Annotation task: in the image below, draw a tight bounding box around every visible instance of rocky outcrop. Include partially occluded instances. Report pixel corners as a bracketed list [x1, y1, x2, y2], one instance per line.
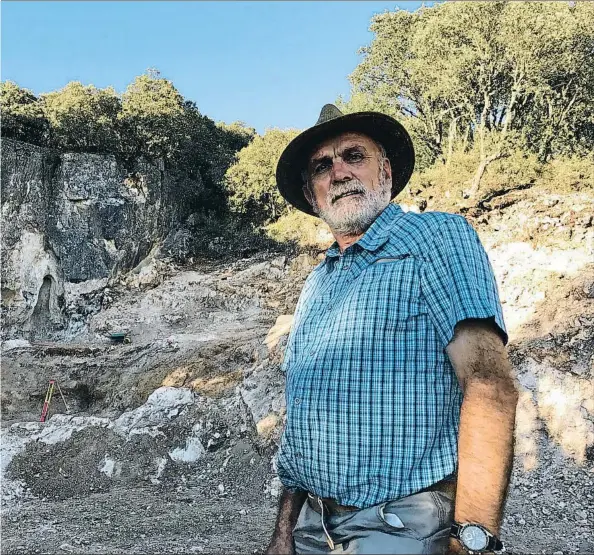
[1, 139, 201, 341]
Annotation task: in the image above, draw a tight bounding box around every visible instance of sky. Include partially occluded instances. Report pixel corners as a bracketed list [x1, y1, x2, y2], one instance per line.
[1, 1, 429, 134]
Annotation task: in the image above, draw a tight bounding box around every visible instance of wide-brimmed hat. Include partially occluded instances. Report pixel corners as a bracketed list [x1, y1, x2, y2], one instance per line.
[275, 104, 415, 216]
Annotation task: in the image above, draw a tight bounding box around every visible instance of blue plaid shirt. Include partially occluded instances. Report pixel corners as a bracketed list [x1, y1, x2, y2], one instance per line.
[276, 203, 507, 508]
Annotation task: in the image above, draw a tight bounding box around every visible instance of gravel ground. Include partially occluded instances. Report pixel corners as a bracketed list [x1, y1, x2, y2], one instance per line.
[503, 438, 594, 554]
[2, 432, 592, 555]
[1, 485, 277, 554]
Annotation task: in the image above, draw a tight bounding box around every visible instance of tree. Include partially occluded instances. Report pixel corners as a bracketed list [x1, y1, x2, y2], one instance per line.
[216, 121, 256, 153]
[0, 81, 48, 145]
[500, 3, 594, 161]
[169, 102, 256, 213]
[41, 82, 121, 152]
[119, 73, 185, 162]
[336, 91, 436, 171]
[224, 128, 300, 224]
[207, 120, 256, 190]
[349, 1, 594, 195]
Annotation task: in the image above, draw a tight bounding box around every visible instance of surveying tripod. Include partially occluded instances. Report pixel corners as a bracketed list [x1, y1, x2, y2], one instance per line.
[40, 379, 70, 422]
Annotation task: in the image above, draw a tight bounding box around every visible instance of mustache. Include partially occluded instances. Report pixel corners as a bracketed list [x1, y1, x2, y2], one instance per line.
[328, 182, 367, 204]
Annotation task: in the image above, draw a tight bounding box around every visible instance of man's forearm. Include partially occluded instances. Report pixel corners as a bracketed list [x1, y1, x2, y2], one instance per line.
[455, 379, 518, 534]
[271, 487, 307, 539]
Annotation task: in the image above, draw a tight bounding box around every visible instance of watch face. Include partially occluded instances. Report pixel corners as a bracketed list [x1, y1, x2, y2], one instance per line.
[460, 525, 489, 551]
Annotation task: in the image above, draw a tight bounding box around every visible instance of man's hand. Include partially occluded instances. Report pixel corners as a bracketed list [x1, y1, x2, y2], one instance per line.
[445, 538, 497, 555]
[445, 537, 466, 555]
[444, 538, 468, 555]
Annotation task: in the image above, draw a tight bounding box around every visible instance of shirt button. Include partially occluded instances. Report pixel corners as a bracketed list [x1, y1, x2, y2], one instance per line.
[342, 264, 350, 270]
[309, 349, 315, 356]
[294, 398, 301, 406]
[296, 452, 303, 458]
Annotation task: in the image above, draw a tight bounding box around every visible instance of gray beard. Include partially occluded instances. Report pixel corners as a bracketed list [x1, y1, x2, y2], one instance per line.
[314, 173, 392, 236]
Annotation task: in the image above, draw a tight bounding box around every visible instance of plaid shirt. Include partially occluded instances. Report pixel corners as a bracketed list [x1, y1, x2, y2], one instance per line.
[276, 203, 507, 508]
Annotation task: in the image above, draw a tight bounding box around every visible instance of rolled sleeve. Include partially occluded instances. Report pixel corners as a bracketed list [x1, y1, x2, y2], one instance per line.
[421, 215, 507, 348]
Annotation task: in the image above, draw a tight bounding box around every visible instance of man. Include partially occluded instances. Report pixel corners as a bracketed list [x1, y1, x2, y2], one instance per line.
[266, 105, 518, 554]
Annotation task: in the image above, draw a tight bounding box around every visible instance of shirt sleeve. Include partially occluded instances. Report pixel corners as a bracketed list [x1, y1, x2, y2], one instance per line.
[421, 215, 508, 348]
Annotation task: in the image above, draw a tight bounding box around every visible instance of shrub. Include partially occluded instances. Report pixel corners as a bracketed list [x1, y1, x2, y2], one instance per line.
[0, 81, 48, 145]
[224, 128, 300, 225]
[42, 82, 121, 152]
[541, 155, 594, 193]
[400, 144, 547, 212]
[265, 209, 333, 251]
[119, 74, 185, 161]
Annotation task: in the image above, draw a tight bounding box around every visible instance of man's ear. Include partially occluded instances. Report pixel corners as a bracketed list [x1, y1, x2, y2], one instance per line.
[383, 157, 392, 181]
[303, 182, 318, 214]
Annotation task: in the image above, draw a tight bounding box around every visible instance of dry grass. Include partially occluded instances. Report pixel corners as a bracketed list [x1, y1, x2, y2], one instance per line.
[400, 150, 593, 214]
[265, 209, 333, 250]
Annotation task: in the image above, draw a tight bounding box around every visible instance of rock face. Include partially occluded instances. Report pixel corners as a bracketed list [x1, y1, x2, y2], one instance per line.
[1, 139, 201, 340]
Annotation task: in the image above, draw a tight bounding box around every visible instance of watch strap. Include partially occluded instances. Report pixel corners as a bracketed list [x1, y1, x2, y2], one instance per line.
[450, 522, 462, 537]
[450, 522, 504, 553]
[487, 533, 504, 552]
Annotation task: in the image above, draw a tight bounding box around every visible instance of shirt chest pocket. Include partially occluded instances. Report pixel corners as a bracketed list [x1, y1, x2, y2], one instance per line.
[347, 255, 427, 333]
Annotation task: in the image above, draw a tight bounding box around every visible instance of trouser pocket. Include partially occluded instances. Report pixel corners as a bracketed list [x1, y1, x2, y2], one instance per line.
[375, 491, 453, 541]
[377, 502, 406, 529]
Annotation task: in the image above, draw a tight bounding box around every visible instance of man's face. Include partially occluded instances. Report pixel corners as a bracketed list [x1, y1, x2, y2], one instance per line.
[304, 132, 392, 236]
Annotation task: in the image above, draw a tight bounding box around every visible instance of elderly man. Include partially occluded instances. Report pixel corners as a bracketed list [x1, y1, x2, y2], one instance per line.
[266, 105, 518, 555]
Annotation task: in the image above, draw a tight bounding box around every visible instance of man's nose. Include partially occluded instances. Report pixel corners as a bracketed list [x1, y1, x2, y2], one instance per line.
[331, 158, 352, 182]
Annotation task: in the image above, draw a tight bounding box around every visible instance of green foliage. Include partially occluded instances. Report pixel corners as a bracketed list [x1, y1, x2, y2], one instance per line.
[170, 103, 256, 213]
[203, 120, 255, 192]
[224, 128, 300, 225]
[216, 121, 256, 152]
[41, 82, 121, 152]
[119, 74, 185, 161]
[349, 1, 594, 192]
[499, 3, 594, 161]
[0, 81, 47, 144]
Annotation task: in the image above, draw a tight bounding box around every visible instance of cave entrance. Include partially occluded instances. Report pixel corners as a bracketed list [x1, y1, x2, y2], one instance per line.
[30, 276, 54, 340]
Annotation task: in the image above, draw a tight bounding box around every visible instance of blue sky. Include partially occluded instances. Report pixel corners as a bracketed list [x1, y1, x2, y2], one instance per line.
[1, 1, 428, 134]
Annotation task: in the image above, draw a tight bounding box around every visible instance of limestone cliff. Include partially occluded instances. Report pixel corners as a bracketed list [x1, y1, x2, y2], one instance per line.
[1, 138, 201, 340]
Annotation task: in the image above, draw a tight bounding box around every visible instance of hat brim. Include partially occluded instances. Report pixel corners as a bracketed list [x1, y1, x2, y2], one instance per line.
[276, 112, 415, 217]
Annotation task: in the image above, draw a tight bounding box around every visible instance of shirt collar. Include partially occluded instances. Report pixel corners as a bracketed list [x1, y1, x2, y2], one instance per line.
[326, 203, 404, 259]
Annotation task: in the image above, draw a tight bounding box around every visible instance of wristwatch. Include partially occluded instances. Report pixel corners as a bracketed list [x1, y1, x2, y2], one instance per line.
[450, 522, 505, 553]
